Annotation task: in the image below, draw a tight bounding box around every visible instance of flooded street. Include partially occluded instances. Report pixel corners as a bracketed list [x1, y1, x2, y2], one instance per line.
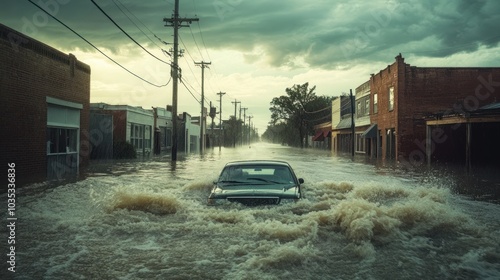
[2, 143, 500, 279]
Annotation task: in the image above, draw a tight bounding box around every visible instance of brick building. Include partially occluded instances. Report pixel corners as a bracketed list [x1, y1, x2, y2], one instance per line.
[90, 104, 155, 158]
[0, 23, 91, 186]
[90, 104, 201, 158]
[369, 53, 500, 164]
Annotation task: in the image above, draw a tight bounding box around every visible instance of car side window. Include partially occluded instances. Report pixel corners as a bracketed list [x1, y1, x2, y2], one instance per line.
[273, 168, 293, 182]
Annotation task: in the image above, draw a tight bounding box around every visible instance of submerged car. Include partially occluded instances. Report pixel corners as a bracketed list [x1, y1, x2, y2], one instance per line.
[208, 160, 304, 206]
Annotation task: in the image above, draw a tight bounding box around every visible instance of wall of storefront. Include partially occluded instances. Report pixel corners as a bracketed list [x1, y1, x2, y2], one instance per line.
[0, 23, 90, 186]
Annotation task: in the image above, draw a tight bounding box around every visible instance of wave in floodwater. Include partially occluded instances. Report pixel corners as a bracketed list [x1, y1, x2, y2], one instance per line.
[1, 143, 499, 280]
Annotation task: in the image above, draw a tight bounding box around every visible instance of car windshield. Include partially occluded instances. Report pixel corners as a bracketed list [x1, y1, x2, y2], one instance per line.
[219, 165, 294, 184]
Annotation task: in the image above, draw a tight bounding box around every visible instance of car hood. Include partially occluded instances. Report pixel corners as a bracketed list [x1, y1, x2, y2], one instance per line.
[209, 184, 299, 199]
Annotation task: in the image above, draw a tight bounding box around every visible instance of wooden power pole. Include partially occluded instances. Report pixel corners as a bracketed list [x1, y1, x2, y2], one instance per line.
[195, 61, 210, 154]
[350, 89, 355, 157]
[163, 0, 198, 161]
[216, 91, 226, 151]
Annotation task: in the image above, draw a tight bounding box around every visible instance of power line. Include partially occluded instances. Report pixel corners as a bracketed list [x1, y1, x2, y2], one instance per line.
[111, 0, 163, 50]
[190, 0, 221, 93]
[179, 34, 201, 87]
[112, 0, 171, 55]
[180, 79, 200, 104]
[26, 0, 169, 88]
[90, 0, 171, 66]
[195, 21, 212, 62]
[191, 0, 211, 61]
[178, 34, 215, 105]
[189, 26, 205, 61]
[303, 105, 331, 114]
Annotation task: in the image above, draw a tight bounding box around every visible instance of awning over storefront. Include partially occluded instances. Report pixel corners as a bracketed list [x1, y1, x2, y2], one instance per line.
[312, 130, 331, 141]
[361, 123, 377, 138]
[336, 118, 353, 130]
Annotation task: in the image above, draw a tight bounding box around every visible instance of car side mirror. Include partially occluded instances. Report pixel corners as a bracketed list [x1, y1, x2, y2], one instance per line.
[298, 178, 304, 184]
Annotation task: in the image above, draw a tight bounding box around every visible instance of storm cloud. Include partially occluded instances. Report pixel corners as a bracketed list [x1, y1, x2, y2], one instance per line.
[3, 0, 500, 70]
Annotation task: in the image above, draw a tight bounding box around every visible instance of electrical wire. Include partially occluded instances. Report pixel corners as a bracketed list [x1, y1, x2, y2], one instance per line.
[111, 0, 163, 50]
[178, 34, 215, 106]
[303, 105, 331, 114]
[179, 34, 201, 87]
[111, 0, 171, 56]
[90, 0, 171, 66]
[190, 0, 222, 93]
[180, 79, 200, 104]
[26, 0, 170, 88]
[188, 26, 205, 61]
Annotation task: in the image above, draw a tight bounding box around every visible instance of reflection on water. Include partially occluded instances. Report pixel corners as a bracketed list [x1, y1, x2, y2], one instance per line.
[1, 143, 499, 279]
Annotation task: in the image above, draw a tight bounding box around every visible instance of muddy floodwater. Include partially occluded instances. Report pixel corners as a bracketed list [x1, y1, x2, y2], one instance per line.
[2, 143, 500, 279]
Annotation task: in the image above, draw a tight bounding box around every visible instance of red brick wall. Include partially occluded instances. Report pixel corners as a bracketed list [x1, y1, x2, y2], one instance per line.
[112, 111, 127, 142]
[370, 53, 500, 162]
[399, 66, 500, 161]
[89, 108, 128, 142]
[0, 24, 90, 187]
[369, 55, 403, 159]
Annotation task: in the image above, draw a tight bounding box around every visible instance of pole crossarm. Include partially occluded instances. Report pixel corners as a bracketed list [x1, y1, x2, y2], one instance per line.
[163, 17, 199, 28]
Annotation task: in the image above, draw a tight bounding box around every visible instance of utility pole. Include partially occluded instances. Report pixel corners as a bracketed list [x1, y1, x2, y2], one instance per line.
[164, 0, 198, 161]
[216, 91, 226, 151]
[232, 99, 240, 120]
[241, 107, 248, 145]
[231, 99, 240, 147]
[350, 89, 355, 157]
[195, 61, 210, 154]
[209, 101, 216, 149]
[248, 115, 253, 145]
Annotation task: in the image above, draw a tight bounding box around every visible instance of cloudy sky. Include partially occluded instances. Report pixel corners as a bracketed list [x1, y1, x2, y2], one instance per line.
[2, 0, 500, 133]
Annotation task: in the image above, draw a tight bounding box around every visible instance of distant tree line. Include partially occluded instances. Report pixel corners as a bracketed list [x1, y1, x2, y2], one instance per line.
[222, 116, 259, 147]
[262, 82, 336, 148]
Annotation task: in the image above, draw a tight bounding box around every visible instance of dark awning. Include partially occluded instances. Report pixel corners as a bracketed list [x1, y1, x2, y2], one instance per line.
[312, 131, 325, 141]
[312, 130, 331, 141]
[361, 123, 377, 138]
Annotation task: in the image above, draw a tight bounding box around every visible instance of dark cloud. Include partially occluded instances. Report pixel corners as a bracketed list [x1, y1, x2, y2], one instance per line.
[2, 0, 500, 69]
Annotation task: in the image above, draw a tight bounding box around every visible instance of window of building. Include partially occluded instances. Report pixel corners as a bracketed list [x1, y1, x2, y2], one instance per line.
[144, 125, 151, 150]
[373, 93, 378, 114]
[46, 99, 81, 180]
[130, 123, 152, 153]
[389, 87, 394, 111]
[130, 123, 143, 150]
[47, 128, 78, 154]
[365, 98, 370, 115]
[356, 133, 366, 153]
[356, 95, 371, 118]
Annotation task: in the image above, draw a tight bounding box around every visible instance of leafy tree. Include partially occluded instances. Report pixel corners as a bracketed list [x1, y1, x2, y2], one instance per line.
[262, 122, 299, 146]
[269, 83, 322, 148]
[222, 116, 242, 147]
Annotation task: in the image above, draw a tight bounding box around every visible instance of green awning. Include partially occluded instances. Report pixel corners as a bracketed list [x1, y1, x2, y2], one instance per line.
[361, 124, 377, 138]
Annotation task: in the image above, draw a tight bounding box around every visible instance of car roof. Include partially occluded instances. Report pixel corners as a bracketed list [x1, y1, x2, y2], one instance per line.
[223, 160, 292, 168]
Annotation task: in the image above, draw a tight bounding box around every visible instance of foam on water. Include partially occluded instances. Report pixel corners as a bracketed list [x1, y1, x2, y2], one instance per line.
[110, 191, 180, 215]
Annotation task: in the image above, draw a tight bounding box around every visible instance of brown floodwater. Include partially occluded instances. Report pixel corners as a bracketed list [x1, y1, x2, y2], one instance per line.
[1, 143, 499, 279]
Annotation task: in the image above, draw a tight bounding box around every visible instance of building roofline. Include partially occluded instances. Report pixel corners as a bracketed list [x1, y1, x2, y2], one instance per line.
[370, 53, 500, 80]
[0, 23, 90, 74]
